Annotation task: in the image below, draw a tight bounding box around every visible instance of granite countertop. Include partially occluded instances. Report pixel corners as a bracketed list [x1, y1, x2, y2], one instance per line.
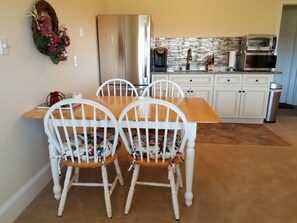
[152, 70, 282, 75]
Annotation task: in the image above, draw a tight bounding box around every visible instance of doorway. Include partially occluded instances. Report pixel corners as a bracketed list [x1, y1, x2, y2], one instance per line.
[274, 4, 297, 106]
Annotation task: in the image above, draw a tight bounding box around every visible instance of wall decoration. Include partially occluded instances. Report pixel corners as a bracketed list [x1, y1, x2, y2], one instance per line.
[28, 0, 70, 64]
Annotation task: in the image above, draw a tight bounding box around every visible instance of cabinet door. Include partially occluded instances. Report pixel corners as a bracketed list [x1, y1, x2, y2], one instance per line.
[240, 75, 270, 118]
[191, 87, 213, 105]
[213, 74, 241, 117]
[170, 74, 213, 103]
[239, 87, 269, 118]
[179, 85, 212, 103]
[150, 74, 168, 96]
[212, 87, 241, 117]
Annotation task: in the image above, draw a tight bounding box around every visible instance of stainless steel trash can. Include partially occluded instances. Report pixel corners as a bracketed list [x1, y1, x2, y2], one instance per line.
[264, 82, 282, 123]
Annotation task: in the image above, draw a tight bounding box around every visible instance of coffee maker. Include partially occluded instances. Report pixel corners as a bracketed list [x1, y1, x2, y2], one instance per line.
[151, 47, 167, 72]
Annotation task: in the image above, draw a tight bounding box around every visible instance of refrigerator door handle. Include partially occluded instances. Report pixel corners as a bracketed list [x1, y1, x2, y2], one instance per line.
[144, 20, 148, 79]
[144, 64, 147, 78]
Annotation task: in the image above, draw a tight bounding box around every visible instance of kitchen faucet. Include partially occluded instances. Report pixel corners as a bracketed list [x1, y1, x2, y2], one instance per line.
[186, 48, 192, 70]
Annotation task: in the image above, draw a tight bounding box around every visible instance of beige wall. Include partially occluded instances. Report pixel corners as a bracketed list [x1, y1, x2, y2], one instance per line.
[106, 0, 279, 37]
[0, 0, 107, 211]
[0, 0, 280, 220]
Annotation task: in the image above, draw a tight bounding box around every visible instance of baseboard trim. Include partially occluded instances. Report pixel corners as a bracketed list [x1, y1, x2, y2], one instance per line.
[220, 117, 264, 124]
[0, 163, 52, 223]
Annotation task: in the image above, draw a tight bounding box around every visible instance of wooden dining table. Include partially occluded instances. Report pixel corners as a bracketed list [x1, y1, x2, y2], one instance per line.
[22, 95, 220, 207]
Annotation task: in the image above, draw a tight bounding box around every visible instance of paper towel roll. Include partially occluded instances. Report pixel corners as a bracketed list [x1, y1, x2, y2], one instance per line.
[228, 51, 236, 68]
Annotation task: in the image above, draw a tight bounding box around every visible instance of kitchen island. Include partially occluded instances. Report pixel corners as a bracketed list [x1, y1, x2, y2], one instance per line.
[152, 71, 282, 124]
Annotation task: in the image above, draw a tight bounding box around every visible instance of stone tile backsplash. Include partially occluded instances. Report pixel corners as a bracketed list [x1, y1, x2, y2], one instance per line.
[152, 37, 241, 71]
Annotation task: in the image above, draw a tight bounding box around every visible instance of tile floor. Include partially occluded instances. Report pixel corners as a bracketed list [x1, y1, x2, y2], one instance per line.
[15, 108, 297, 223]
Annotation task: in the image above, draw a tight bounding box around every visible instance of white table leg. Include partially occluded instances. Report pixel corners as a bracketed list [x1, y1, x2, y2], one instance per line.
[48, 139, 62, 200]
[185, 122, 196, 207]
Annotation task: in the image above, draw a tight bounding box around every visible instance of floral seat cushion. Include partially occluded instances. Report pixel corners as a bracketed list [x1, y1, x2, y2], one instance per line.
[63, 133, 116, 161]
[130, 132, 182, 160]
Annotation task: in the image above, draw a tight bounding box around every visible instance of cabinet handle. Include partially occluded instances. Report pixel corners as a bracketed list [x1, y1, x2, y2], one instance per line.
[242, 91, 245, 93]
[187, 90, 190, 93]
[227, 79, 230, 82]
[256, 79, 259, 82]
[239, 90, 241, 93]
[190, 79, 192, 82]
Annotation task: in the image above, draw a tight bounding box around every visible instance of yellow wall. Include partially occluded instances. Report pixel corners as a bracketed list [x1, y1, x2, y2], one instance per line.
[106, 0, 279, 37]
[0, 0, 281, 221]
[0, 0, 108, 214]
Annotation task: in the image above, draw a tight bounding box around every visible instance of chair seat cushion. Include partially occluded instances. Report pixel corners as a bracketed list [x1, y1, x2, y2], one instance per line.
[63, 133, 115, 161]
[130, 132, 182, 160]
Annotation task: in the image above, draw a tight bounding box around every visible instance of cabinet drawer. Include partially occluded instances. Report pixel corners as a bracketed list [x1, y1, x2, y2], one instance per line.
[170, 75, 213, 86]
[151, 74, 168, 82]
[242, 75, 271, 87]
[214, 74, 242, 86]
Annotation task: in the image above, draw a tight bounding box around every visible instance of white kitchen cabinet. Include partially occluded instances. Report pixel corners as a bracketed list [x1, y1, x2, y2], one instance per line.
[151, 74, 168, 82]
[169, 74, 214, 105]
[150, 74, 169, 97]
[212, 74, 242, 117]
[151, 72, 273, 123]
[212, 74, 271, 123]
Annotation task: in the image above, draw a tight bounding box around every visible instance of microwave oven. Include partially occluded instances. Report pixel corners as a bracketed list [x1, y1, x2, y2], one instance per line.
[237, 52, 277, 71]
[240, 34, 277, 52]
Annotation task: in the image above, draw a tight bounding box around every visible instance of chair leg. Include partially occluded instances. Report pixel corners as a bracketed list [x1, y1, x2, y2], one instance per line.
[74, 167, 79, 183]
[168, 166, 180, 220]
[113, 156, 124, 185]
[124, 164, 140, 215]
[176, 165, 183, 189]
[58, 166, 73, 217]
[101, 165, 112, 219]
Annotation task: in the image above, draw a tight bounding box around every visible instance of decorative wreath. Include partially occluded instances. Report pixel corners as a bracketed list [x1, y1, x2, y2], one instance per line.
[28, 0, 70, 64]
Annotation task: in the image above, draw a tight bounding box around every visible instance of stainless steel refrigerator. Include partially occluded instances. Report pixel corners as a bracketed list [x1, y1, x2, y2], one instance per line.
[96, 14, 151, 91]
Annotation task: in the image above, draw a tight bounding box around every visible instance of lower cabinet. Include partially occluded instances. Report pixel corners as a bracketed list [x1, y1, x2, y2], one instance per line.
[151, 74, 168, 82]
[149, 74, 169, 97]
[151, 73, 272, 123]
[212, 74, 271, 121]
[169, 74, 214, 106]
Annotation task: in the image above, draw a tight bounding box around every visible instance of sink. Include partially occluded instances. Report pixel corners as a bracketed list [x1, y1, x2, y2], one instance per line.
[172, 69, 206, 73]
[189, 70, 206, 72]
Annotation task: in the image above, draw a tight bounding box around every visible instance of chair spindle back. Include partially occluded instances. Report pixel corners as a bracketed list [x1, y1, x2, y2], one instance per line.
[44, 99, 119, 164]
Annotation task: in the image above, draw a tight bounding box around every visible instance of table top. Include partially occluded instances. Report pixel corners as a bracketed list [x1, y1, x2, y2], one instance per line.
[22, 96, 220, 123]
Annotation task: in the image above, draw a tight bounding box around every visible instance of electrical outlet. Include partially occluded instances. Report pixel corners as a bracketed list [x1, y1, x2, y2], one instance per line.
[0, 37, 9, 55]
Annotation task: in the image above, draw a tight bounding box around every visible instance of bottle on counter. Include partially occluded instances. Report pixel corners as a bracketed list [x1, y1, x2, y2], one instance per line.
[206, 54, 214, 71]
[211, 54, 215, 65]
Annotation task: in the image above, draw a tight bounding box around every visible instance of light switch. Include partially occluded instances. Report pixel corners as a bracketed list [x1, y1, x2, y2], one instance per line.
[73, 56, 78, 67]
[0, 37, 9, 55]
[79, 28, 83, 38]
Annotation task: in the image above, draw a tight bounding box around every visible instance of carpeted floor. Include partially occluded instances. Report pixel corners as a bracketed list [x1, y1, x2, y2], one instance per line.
[197, 123, 291, 146]
[14, 108, 297, 223]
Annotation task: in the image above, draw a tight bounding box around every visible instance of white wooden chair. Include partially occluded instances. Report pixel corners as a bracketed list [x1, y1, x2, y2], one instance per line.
[43, 98, 123, 219]
[141, 79, 185, 98]
[96, 78, 139, 96]
[118, 98, 189, 220]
